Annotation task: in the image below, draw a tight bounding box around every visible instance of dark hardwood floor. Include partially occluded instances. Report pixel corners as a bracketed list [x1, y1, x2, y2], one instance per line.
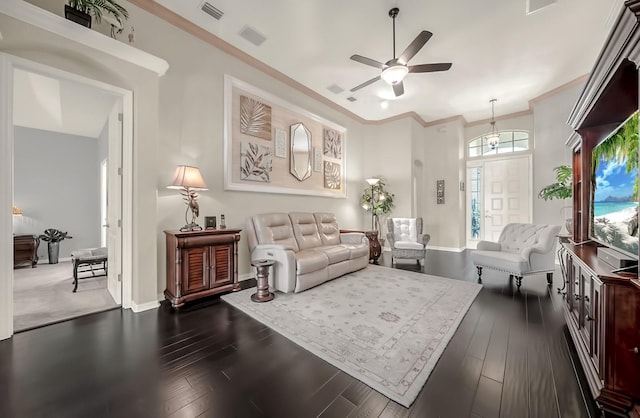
[0, 250, 598, 418]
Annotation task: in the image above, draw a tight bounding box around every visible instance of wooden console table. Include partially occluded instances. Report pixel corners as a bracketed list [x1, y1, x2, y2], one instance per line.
[560, 242, 640, 415]
[13, 234, 39, 268]
[164, 229, 241, 309]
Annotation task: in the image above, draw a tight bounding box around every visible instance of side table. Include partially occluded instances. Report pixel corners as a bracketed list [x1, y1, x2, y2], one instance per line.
[251, 259, 275, 302]
[364, 230, 381, 264]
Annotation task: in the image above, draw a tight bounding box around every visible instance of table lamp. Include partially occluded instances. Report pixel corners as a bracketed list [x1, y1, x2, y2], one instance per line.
[167, 165, 208, 231]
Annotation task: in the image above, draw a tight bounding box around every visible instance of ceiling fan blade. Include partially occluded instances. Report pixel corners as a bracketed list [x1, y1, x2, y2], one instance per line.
[398, 31, 432, 64]
[350, 55, 385, 69]
[409, 63, 452, 73]
[350, 75, 382, 92]
[393, 81, 404, 97]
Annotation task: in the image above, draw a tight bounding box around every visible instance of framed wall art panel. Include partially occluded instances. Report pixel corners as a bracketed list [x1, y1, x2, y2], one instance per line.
[223, 75, 347, 198]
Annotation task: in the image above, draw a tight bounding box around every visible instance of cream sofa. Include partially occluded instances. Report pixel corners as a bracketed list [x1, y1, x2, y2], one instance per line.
[246, 212, 370, 293]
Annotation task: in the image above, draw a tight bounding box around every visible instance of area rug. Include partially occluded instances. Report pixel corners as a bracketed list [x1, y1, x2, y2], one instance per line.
[221, 264, 481, 407]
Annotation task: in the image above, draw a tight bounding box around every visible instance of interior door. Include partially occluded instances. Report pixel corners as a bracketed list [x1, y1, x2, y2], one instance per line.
[107, 101, 122, 304]
[483, 156, 531, 241]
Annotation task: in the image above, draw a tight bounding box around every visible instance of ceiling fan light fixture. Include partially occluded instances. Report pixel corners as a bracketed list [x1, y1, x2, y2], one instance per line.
[381, 64, 408, 85]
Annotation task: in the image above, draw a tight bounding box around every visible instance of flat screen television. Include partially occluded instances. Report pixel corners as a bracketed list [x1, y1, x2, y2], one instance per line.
[590, 111, 639, 259]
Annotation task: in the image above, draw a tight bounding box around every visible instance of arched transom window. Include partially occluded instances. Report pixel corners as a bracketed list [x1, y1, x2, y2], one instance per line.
[468, 130, 530, 157]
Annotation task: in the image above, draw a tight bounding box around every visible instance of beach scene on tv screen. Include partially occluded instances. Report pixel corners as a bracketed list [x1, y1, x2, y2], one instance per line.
[592, 114, 639, 257]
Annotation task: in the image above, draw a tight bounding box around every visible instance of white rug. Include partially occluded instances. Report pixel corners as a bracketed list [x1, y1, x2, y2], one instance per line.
[222, 264, 481, 407]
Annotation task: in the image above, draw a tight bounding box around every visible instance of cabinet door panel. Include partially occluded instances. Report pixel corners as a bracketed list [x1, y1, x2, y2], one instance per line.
[182, 247, 209, 294]
[591, 277, 602, 373]
[609, 284, 640, 397]
[210, 244, 233, 288]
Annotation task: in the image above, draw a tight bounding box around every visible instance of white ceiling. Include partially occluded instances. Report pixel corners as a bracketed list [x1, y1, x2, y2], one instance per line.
[13, 68, 118, 138]
[156, 0, 622, 123]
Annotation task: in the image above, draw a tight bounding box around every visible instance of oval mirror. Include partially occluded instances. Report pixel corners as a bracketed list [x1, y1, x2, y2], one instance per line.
[290, 122, 312, 181]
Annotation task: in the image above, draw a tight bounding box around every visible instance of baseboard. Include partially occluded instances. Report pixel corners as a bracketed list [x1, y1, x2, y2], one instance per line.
[130, 300, 159, 313]
[428, 246, 465, 253]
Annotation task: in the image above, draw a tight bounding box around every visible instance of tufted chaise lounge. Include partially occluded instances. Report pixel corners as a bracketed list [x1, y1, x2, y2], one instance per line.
[246, 212, 370, 293]
[470, 223, 560, 289]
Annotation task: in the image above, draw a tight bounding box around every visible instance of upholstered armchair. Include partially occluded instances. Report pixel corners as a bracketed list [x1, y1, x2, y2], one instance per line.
[386, 218, 430, 269]
[470, 223, 560, 289]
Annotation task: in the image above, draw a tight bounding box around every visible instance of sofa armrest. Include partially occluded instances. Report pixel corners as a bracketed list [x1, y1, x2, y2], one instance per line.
[477, 240, 501, 251]
[340, 232, 367, 245]
[250, 244, 297, 293]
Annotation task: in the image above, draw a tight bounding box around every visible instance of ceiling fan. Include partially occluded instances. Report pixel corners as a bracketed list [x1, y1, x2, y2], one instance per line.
[349, 7, 452, 97]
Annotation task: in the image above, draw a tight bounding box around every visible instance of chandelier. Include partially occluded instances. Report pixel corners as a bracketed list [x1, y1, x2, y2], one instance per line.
[486, 99, 500, 150]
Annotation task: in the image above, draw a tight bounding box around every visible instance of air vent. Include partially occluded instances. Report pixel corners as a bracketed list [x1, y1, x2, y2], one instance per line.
[526, 0, 555, 15]
[327, 84, 344, 94]
[346, 96, 357, 102]
[239, 25, 267, 46]
[201, 2, 223, 20]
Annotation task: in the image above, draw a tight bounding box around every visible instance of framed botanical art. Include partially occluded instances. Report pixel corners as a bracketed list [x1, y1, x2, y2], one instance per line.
[224, 75, 347, 198]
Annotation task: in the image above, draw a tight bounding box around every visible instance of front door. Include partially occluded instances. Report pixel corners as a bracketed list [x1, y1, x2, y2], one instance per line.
[467, 155, 532, 246]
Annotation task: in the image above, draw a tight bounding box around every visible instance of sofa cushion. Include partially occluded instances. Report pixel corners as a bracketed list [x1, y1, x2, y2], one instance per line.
[392, 218, 418, 242]
[252, 213, 299, 252]
[317, 245, 351, 264]
[290, 212, 323, 250]
[296, 250, 328, 274]
[471, 250, 529, 274]
[314, 212, 341, 245]
[343, 243, 369, 259]
[394, 241, 425, 250]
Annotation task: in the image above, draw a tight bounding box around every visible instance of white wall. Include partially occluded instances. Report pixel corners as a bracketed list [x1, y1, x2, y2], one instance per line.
[13, 127, 100, 259]
[531, 84, 584, 228]
[362, 120, 413, 235]
[422, 118, 466, 250]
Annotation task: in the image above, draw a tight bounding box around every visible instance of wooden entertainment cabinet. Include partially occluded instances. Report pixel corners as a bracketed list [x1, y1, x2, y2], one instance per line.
[560, 243, 640, 416]
[562, 1, 640, 415]
[164, 229, 241, 308]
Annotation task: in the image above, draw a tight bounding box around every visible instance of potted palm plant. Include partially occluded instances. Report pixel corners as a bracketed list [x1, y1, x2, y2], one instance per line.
[361, 177, 395, 236]
[538, 165, 573, 232]
[65, 0, 129, 30]
[39, 229, 73, 264]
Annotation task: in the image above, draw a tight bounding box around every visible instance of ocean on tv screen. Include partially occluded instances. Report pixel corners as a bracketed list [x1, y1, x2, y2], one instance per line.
[593, 154, 638, 256]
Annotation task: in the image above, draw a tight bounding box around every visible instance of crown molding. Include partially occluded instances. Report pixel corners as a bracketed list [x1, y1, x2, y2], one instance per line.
[0, 0, 169, 76]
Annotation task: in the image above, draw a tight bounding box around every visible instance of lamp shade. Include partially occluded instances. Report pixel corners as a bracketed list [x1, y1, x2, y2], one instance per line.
[366, 178, 380, 186]
[381, 65, 408, 85]
[168, 165, 208, 190]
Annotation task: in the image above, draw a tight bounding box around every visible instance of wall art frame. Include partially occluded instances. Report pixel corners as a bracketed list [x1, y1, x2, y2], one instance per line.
[224, 75, 347, 198]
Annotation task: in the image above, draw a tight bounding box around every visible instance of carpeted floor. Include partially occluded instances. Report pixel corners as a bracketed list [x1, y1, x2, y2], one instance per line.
[222, 264, 481, 407]
[13, 261, 119, 332]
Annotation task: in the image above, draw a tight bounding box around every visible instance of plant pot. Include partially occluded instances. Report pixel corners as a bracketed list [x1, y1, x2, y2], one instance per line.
[47, 242, 60, 264]
[64, 5, 92, 28]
